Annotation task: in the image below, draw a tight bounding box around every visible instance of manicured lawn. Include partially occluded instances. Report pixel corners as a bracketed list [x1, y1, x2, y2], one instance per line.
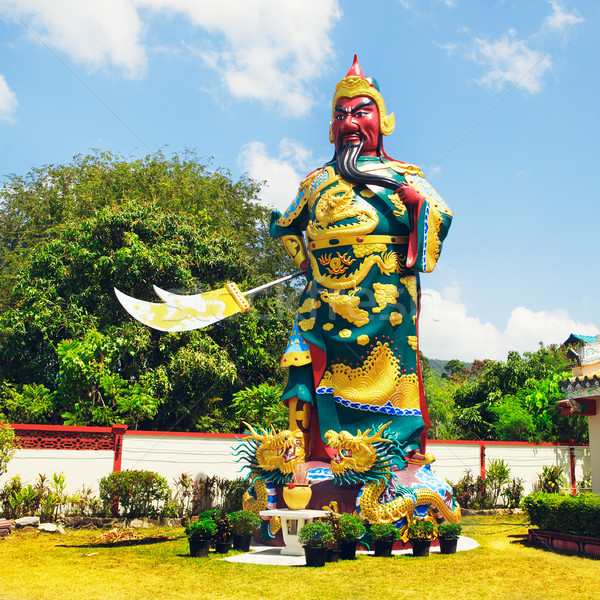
[2, 515, 599, 600]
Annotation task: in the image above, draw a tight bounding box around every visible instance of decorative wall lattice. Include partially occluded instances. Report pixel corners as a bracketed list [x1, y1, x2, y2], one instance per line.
[14, 428, 117, 451]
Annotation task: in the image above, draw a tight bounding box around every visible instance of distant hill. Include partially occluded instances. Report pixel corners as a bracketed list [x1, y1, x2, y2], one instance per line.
[426, 358, 472, 377]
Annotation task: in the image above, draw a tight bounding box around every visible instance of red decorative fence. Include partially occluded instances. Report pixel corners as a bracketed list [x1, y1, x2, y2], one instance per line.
[11, 424, 128, 472]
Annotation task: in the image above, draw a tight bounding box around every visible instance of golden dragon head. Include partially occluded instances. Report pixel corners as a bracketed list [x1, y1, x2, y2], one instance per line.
[242, 422, 305, 475]
[324, 422, 393, 483]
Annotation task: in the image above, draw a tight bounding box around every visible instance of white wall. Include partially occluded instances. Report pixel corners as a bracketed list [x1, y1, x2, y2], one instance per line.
[1, 449, 114, 494]
[0, 433, 591, 498]
[121, 433, 247, 486]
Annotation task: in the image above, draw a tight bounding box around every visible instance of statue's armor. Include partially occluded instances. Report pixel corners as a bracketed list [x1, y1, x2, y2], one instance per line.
[270, 157, 452, 466]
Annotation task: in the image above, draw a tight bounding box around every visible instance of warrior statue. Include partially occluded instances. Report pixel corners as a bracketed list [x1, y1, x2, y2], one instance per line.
[270, 55, 452, 471]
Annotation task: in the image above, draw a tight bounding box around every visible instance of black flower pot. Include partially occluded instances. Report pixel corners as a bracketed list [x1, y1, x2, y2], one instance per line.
[326, 548, 340, 562]
[410, 539, 431, 557]
[304, 546, 328, 567]
[188, 538, 211, 557]
[233, 533, 253, 552]
[340, 541, 358, 560]
[439, 538, 458, 554]
[215, 540, 232, 554]
[374, 540, 394, 557]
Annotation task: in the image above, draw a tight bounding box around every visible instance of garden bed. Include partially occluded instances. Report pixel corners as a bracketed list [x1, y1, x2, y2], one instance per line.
[528, 529, 600, 558]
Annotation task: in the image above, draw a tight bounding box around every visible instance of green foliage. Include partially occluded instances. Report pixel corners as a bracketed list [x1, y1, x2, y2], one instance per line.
[298, 521, 335, 548]
[369, 522, 401, 542]
[522, 492, 600, 538]
[0, 152, 296, 431]
[438, 522, 462, 539]
[184, 518, 217, 540]
[485, 459, 511, 507]
[452, 470, 490, 510]
[228, 510, 261, 536]
[452, 347, 586, 443]
[503, 477, 525, 508]
[337, 513, 367, 543]
[423, 370, 458, 439]
[231, 383, 287, 431]
[98, 470, 171, 518]
[536, 465, 566, 494]
[407, 519, 437, 540]
[0, 421, 16, 476]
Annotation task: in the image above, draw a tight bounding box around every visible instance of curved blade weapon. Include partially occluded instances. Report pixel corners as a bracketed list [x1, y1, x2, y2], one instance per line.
[114, 271, 304, 332]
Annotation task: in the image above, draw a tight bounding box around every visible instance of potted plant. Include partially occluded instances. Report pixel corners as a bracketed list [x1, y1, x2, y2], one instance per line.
[437, 522, 462, 554]
[185, 518, 217, 557]
[211, 509, 233, 553]
[407, 519, 437, 557]
[282, 464, 312, 510]
[337, 513, 367, 560]
[228, 510, 261, 552]
[298, 521, 335, 567]
[369, 523, 400, 557]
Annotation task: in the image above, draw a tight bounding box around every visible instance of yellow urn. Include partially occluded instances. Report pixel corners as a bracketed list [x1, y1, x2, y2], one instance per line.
[282, 483, 312, 510]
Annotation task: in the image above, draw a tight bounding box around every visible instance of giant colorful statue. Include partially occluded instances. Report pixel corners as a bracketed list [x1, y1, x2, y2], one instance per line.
[270, 56, 452, 469]
[115, 56, 460, 538]
[238, 57, 459, 538]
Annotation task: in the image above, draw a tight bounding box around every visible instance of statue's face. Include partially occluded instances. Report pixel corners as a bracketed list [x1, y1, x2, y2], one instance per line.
[331, 95, 380, 156]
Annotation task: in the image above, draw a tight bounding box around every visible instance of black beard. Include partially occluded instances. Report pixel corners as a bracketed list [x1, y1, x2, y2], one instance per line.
[335, 139, 399, 192]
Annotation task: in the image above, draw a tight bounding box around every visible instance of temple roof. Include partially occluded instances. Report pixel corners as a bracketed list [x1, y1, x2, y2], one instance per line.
[564, 333, 599, 346]
[560, 373, 600, 393]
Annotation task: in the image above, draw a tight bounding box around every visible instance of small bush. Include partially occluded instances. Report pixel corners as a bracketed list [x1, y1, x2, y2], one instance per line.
[503, 477, 525, 508]
[228, 510, 261, 536]
[369, 523, 401, 542]
[438, 522, 462, 540]
[522, 492, 600, 538]
[185, 518, 217, 540]
[452, 470, 491, 509]
[407, 519, 437, 540]
[99, 470, 170, 518]
[298, 521, 335, 548]
[536, 466, 565, 494]
[338, 513, 367, 543]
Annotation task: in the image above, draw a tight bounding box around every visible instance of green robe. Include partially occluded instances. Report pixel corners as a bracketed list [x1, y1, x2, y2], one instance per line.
[270, 157, 452, 466]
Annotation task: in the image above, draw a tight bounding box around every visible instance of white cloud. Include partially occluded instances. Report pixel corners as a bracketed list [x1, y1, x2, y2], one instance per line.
[1, 0, 147, 78]
[419, 288, 598, 361]
[143, 0, 342, 115]
[442, 1, 582, 94]
[238, 138, 315, 212]
[1, 0, 341, 114]
[544, 1, 582, 31]
[471, 32, 551, 93]
[0, 75, 18, 122]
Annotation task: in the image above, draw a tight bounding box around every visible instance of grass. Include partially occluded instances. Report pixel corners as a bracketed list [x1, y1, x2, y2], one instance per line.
[2, 515, 599, 600]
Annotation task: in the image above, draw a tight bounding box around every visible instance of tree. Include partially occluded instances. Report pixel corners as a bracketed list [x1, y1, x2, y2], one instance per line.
[0, 150, 295, 307]
[0, 198, 294, 430]
[0, 421, 15, 476]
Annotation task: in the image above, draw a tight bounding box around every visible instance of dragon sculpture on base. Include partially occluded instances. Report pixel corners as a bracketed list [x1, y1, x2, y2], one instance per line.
[236, 420, 460, 541]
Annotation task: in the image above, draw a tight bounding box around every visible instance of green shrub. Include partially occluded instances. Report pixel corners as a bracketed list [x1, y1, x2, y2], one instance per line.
[369, 523, 401, 542]
[99, 470, 171, 518]
[228, 510, 261, 535]
[503, 477, 525, 508]
[298, 521, 335, 548]
[407, 519, 437, 540]
[338, 513, 367, 543]
[452, 470, 490, 509]
[522, 492, 600, 538]
[185, 518, 217, 540]
[438, 522, 462, 540]
[536, 466, 565, 494]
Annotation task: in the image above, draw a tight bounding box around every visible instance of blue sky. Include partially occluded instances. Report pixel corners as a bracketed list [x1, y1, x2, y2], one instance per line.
[0, 0, 598, 362]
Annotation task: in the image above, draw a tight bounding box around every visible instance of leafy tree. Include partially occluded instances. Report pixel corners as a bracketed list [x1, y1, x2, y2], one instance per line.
[424, 370, 458, 439]
[0, 200, 294, 430]
[0, 150, 294, 307]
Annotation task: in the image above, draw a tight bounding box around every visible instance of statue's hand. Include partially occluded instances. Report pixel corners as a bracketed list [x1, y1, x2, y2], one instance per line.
[395, 182, 422, 208]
